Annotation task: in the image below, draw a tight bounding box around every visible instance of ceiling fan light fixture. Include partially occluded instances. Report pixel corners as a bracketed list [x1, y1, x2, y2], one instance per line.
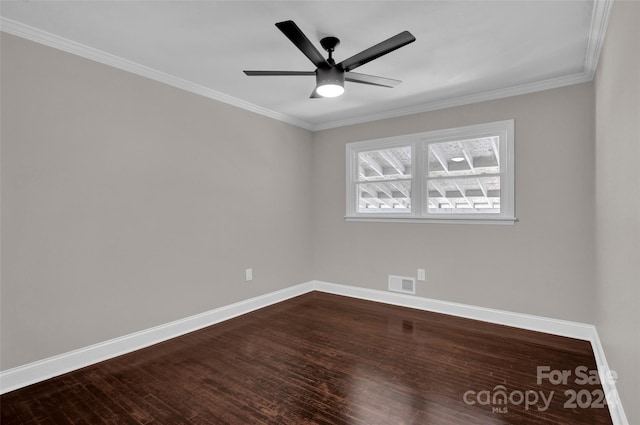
[317, 83, 344, 97]
[316, 67, 345, 98]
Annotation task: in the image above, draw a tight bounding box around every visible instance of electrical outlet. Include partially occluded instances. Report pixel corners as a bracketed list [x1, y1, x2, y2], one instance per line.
[245, 268, 253, 282]
[417, 268, 426, 281]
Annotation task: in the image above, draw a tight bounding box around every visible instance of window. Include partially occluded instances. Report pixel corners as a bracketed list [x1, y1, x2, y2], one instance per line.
[346, 120, 515, 224]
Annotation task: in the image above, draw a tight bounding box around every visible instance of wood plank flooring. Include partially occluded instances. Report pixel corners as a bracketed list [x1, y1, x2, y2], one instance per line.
[1, 292, 613, 424]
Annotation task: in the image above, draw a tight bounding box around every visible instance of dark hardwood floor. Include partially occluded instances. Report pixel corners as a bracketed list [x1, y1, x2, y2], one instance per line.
[1, 292, 613, 424]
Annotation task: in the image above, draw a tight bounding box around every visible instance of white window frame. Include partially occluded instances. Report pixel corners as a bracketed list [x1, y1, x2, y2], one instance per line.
[345, 120, 515, 224]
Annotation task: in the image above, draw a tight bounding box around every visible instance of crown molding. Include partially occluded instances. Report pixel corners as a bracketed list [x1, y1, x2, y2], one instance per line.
[584, 0, 614, 79]
[312, 0, 613, 131]
[1, 0, 612, 133]
[0, 17, 314, 131]
[311, 72, 592, 131]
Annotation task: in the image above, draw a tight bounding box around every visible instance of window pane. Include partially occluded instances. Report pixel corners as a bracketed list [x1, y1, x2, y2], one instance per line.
[427, 137, 499, 178]
[358, 146, 411, 182]
[346, 119, 513, 221]
[358, 181, 411, 213]
[426, 176, 500, 214]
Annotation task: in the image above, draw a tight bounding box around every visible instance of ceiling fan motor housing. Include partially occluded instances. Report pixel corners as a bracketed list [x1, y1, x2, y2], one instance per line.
[316, 66, 345, 88]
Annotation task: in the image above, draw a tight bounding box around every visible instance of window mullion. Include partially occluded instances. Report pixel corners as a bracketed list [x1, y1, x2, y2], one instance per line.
[412, 141, 424, 217]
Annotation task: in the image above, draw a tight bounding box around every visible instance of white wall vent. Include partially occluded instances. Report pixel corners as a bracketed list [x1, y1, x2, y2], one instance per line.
[388, 275, 416, 294]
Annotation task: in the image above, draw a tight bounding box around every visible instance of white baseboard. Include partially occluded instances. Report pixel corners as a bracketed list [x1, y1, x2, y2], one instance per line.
[313, 280, 597, 340]
[0, 281, 314, 394]
[589, 328, 629, 425]
[311, 280, 628, 425]
[0, 279, 627, 424]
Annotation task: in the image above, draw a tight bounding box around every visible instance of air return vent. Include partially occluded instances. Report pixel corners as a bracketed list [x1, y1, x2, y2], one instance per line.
[388, 275, 416, 294]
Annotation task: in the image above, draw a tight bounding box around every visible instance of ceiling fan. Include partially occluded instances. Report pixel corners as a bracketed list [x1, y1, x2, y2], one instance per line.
[244, 20, 416, 98]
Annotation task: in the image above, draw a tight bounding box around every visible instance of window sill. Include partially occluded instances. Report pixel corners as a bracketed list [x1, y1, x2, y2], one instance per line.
[344, 216, 517, 225]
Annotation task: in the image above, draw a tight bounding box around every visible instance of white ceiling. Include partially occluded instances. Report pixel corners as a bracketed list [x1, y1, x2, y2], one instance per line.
[0, 1, 611, 131]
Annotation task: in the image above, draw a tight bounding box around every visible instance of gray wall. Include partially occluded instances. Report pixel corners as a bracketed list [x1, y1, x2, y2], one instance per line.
[0, 33, 314, 370]
[594, 1, 640, 423]
[312, 83, 596, 323]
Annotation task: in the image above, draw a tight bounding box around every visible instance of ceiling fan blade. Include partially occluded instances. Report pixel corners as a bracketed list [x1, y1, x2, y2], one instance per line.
[244, 71, 316, 76]
[339, 31, 416, 72]
[345, 72, 401, 88]
[275, 20, 329, 69]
